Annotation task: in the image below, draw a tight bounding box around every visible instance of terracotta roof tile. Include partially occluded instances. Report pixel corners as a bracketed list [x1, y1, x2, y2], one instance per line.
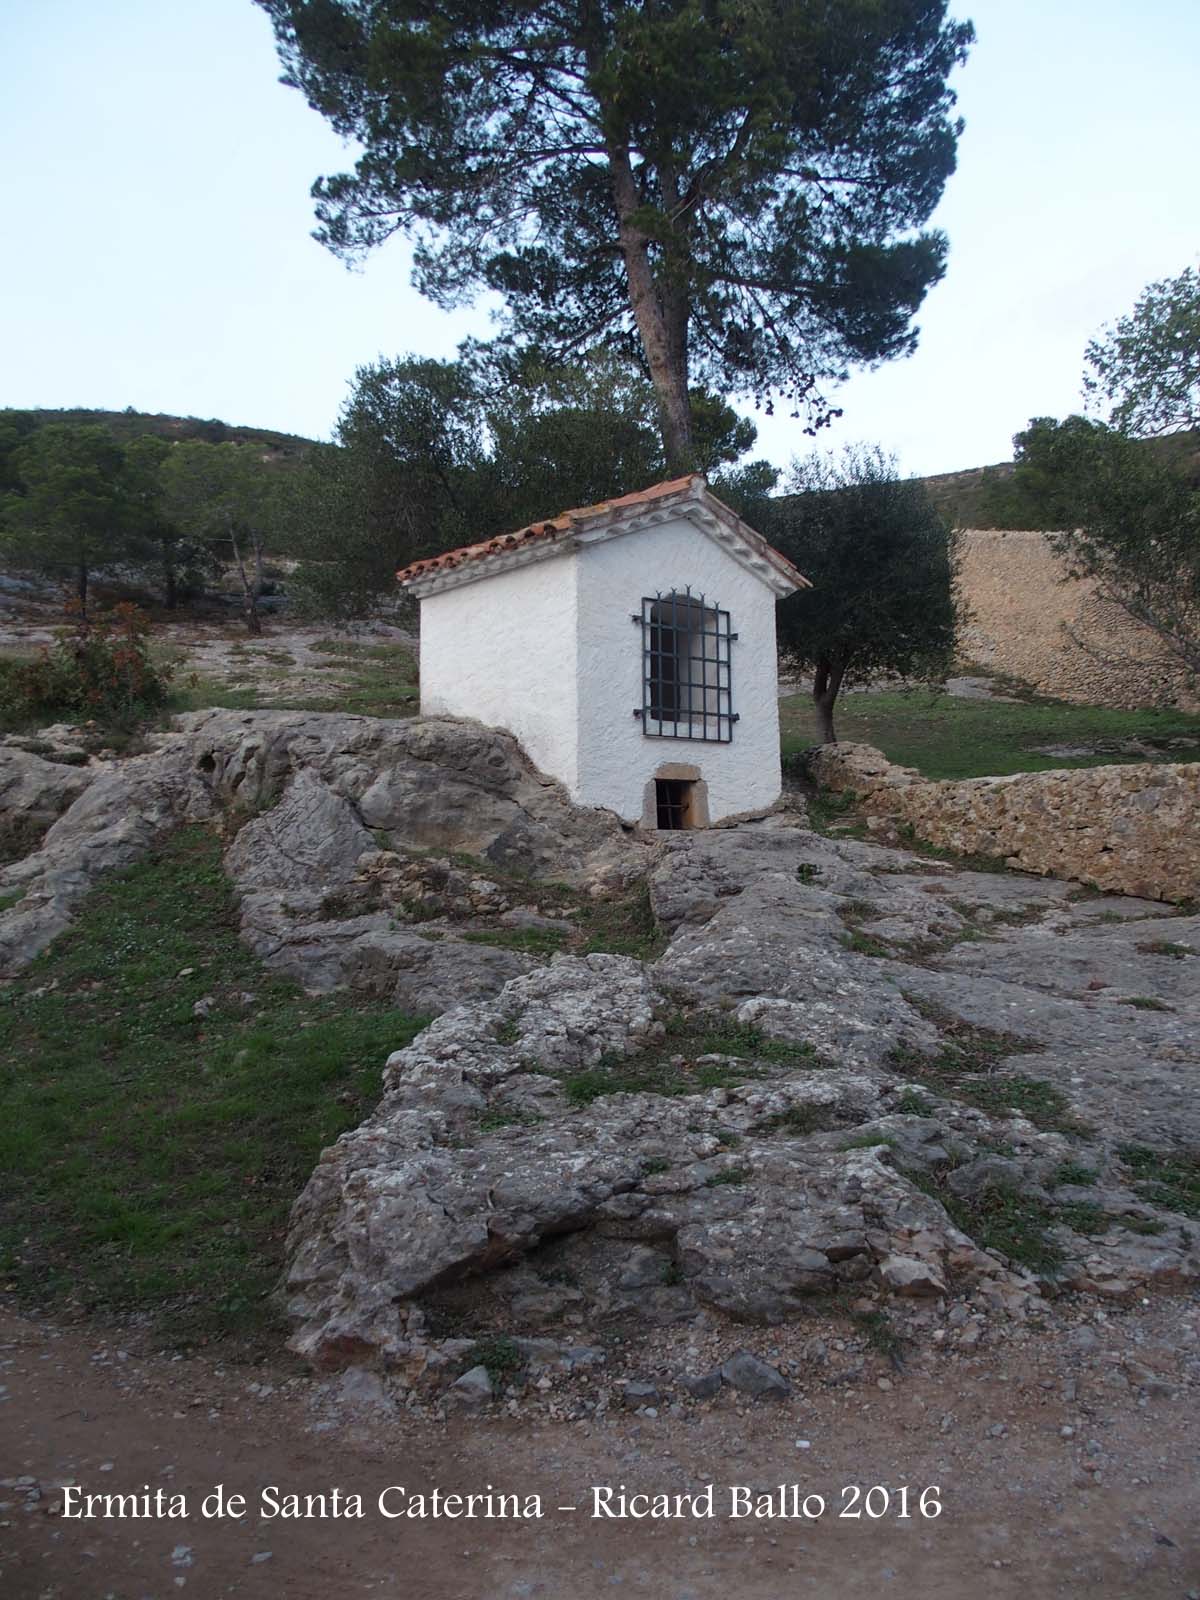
[395, 474, 807, 591]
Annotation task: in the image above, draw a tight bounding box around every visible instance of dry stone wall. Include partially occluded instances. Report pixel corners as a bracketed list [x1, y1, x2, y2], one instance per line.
[809, 742, 1199, 904]
[958, 529, 1198, 711]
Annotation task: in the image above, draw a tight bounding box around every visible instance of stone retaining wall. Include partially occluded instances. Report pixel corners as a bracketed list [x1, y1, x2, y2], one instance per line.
[958, 529, 1198, 711]
[809, 742, 1199, 903]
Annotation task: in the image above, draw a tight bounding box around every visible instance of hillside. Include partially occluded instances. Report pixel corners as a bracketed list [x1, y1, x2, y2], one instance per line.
[919, 428, 1200, 529]
[5, 407, 1196, 530]
[6, 407, 317, 462]
[919, 459, 1014, 527]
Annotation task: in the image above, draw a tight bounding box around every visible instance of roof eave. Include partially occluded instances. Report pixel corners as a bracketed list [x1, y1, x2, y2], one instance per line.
[397, 476, 809, 597]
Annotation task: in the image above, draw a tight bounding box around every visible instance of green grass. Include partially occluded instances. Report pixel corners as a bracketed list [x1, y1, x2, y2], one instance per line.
[893, 823, 1012, 875]
[894, 1088, 933, 1116]
[801, 786, 869, 839]
[764, 1104, 828, 1135]
[0, 827, 426, 1349]
[462, 926, 571, 956]
[1055, 1161, 1099, 1187]
[890, 1043, 1084, 1136]
[839, 898, 882, 922]
[557, 1011, 818, 1106]
[576, 882, 666, 960]
[170, 641, 420, 721]
[660, 1011, 820, 1065]
[560, 1055, 764, 1106]
[166, 675, 271, 714]
[841, 930, 893, 958]
[1137, 940, 1194, 959]
[475, 1108, 542, 1131]
[908, 1169, 1067, 1272]
[854, 1306, 905, 1361]
[889, 999, 1087, 1136]
[1117, 1145, 1200, 1218]
[779, 688, 1200, 781]
[705, 1165, 751, 1187]
[1053, 1201, 1109, 1237]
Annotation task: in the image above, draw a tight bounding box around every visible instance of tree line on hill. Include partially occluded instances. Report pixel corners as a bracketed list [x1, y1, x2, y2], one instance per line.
[0, 413, 285, 633]
[2, 268, 1195, 736]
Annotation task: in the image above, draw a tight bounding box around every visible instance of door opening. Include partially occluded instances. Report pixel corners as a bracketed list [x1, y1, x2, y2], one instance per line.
[655, 778, 696, 830]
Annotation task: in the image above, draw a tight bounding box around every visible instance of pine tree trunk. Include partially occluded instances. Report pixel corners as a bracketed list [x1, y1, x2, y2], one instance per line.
[228, 522, 262, 636]
[609, 147, 694, 474]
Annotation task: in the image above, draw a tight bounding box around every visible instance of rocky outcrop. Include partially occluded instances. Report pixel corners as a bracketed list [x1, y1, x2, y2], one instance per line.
[0, 710, 653, 993]
[0, 746, 97, 867]
[284, 952, 1002, 1365]
[283, 823, 1200, 1371]
[0, 742, 215, 975]
[183, 709, 648, 891]
[808, 741, 1200, 903]
[200, 712, 652, 1011]
[3, 707, 1198, 1384]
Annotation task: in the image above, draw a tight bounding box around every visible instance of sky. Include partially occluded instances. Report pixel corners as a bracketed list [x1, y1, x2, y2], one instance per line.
[1, 0, 1197, 478]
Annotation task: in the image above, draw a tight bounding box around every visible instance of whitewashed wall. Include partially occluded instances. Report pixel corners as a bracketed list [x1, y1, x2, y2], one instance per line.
[416, 513, 785, 825]
[575, 515, 784, 822]
[418, 553, 582, 795]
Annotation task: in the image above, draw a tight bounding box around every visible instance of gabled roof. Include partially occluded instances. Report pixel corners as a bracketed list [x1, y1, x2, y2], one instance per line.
[395, 474, 810, 599]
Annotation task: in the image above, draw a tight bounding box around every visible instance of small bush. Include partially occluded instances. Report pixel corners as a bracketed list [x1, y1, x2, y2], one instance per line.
[0, 604, 172, 730]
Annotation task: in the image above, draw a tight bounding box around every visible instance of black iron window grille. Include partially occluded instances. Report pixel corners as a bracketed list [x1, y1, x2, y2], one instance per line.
[633, 590, 737, 743]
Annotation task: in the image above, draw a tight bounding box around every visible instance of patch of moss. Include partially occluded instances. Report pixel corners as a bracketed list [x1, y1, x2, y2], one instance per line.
[461, 926, 570, 956]
[464, 1335, 524, 1384]
[841, 930, 893, 959]
[705, 1165, 751, 1187]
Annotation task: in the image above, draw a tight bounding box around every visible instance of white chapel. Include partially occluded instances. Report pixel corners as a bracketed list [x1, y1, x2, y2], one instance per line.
[396, 475, 807, 829]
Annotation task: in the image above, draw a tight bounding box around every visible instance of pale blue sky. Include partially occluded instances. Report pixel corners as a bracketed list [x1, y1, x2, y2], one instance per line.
[1, 0, 1197, 477]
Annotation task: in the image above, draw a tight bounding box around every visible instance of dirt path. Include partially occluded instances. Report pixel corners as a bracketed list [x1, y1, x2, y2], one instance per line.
[3, 1301, 1197, 1600]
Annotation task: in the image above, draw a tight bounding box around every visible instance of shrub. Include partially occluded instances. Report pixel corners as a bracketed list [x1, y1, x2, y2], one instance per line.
[0, 604, 172, 730]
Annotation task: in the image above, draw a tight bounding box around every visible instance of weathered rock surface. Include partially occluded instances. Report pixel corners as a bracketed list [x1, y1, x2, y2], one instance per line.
[0, 711, 651, 1001]
[0, 741, 214, 975]
[283, 820, 1200, 1373]
[0, 746, 95, 837]
[2, 706, 1198, 1387]
[199, 711, 651, 1009]
[183, 709, 649, 889]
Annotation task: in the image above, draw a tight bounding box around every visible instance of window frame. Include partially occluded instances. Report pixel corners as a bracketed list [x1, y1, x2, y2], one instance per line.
[634, 590, 737, 743]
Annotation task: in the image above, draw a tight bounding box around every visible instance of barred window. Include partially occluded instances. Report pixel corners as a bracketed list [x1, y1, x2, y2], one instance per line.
[634, 591, 736, 742]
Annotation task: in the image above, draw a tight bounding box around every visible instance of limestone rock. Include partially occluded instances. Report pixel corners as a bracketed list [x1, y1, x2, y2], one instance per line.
[878, 1254, 947, 1297]
[448, 1365, 493, 1406]
[0, 741, 214, 977]
[0, 746, 95, 840]
[719, 1351, 791, 1399]
[225, 767, 376, 892]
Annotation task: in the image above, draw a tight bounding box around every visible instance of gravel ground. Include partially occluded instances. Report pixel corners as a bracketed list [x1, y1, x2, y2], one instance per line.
[2, 1295, 1197, 1599]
